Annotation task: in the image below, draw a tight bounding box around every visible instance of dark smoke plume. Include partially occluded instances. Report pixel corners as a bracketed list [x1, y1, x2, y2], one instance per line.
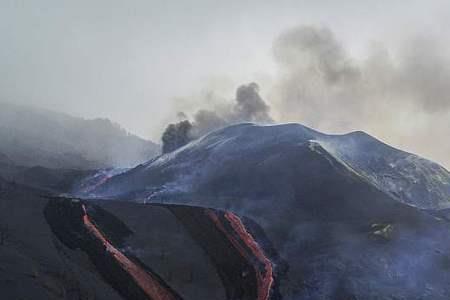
[161, 25, 450, 167]
[161, 83, 273, 153]
[233, 83, 272, 123]
[269, 25, 450, 168]
[161, 120, 193, 154]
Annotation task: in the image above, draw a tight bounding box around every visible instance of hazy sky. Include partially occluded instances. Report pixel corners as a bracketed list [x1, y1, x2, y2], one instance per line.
[1, 0, 449, 167]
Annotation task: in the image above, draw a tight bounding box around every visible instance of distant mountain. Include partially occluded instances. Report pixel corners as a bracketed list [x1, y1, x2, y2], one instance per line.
[0, 102, 160, 169]
[88, 123, 450, 210]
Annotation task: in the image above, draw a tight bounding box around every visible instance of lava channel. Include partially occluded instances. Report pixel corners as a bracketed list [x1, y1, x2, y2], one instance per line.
[81, 204, 181, 300]
[205, 209, 274, 300]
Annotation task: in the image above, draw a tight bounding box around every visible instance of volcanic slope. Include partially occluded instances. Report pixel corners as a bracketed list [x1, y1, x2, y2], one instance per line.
[88, 123, 450, 210]
[82, 123, 450, 299]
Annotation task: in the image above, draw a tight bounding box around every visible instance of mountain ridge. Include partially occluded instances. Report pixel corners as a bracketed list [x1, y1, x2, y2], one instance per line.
[85, 123, 450, 210]
[0, 102, 160, 169]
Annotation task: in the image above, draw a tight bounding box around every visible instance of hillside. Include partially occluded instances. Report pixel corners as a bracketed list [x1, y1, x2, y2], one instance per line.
[72, 123, 450, 299]
[0, 179, 283, 300]
[0, 102, 160, 169]
[87, 123, 450, 210]
[2, 122, 450, 299]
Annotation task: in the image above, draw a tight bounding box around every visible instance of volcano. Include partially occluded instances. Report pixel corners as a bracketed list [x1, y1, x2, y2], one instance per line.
[86, 123, 449, 209]
[74, 123, 450, 299]
[2, 123, 450, 299]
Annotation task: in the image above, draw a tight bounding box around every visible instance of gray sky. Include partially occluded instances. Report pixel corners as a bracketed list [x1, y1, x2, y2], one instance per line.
[1, 0, 449, 167]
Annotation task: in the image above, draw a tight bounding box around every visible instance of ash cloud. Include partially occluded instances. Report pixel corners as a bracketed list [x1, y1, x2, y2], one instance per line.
[162, 83, 273, 153]
[272, 25, 450, 119]
[270, 25, 450, 168]
[234, 83, 273, 123]
[161, 25, 450, 168]
[161, 120, 193, 154]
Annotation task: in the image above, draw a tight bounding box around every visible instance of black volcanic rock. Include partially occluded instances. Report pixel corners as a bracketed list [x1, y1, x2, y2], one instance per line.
[44, 198, 183, 300]
[0, 180, 123, 300]
[83, 123, 450, 299]
[42, 196, 286, 300]
[2, 123, 450, 300]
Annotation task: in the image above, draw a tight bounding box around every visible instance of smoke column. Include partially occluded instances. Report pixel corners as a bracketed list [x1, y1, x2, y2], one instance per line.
[161, 82, 273, 153]
[270, 25, 450, 168]
[163, 25, 450, 168]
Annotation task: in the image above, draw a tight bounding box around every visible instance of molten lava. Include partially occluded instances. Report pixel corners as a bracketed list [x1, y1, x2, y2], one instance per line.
[205, 209, 274, 300]
[81, 205, 180, 300]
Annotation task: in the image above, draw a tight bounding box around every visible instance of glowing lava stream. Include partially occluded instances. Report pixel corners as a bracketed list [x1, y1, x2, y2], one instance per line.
[206, 209, 274, 300]
[81, 205, 179, 300]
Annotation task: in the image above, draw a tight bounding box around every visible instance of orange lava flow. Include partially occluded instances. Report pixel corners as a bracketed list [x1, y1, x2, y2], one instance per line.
[206, 210, 274, 300]
[81, 205, 178, 300]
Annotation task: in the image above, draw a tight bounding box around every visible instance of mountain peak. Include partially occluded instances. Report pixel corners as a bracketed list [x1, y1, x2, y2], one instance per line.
[84, 122, 449, 210]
